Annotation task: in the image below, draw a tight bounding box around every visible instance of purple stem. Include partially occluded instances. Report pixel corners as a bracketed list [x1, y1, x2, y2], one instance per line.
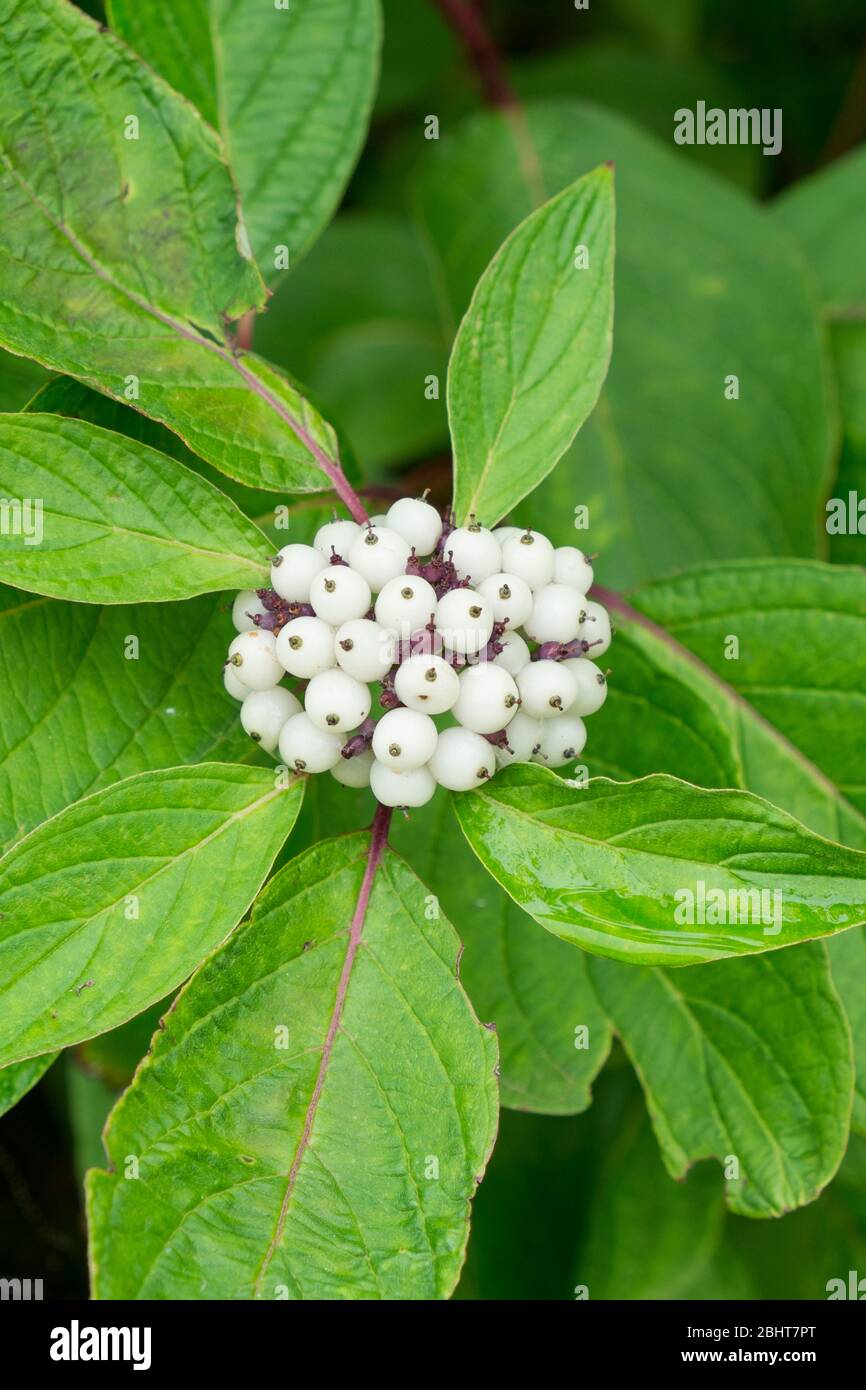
[431, 0, 517, 109]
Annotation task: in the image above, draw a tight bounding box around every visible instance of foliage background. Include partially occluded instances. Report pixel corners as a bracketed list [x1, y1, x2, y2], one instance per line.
[1, 0, 865, 1298]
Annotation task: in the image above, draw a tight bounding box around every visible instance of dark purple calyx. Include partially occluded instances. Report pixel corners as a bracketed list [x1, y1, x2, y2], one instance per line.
[483, 728, 511, 750]
[341, 717, 376, 759]
[379, 669, 402, 710]
[406, 547, 466, 597]
[531, 637, 593, 662]
[256, 587, 283, 612]
[252, 589, 313, 635]
[479, 620, 508, 662]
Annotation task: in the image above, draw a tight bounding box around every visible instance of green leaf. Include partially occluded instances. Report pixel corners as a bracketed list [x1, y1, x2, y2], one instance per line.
[107, 0, 382, 281]
[454, 766, 866, 967]
[629, 561, 866, 828]
[827, 928, 866, 1135]
[0, 764, 303, 1067]
[87, 833, 498, 1299]
[0, 1052, 56, 1118]
[0, 0, 344, 495]
[772, 146, 866, 316]
[26, 376, 292, 523]
[414, 100, 833, 584]
[0, 415, 269, 602]
[295, 683, 856, 1217]
[447, 165, 614, 525]
[390, 789, 612, 1115]
[0, 586, 255, 848]
[826, 324, 866, 566]
[587, 944, 853, 1217]
[255, 213, 449, 470]
[575, 559, 866, 1139]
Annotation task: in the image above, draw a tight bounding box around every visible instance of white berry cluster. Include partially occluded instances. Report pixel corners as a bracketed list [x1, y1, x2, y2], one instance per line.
[223, 497, 611, 808]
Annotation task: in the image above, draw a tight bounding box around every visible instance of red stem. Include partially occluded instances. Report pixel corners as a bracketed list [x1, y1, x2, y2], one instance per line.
[353, 804, 393, 928]
[432, 0, 517, 109]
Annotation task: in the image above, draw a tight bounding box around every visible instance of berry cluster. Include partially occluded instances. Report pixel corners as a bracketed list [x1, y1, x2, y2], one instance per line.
[223, 497, 611, 808]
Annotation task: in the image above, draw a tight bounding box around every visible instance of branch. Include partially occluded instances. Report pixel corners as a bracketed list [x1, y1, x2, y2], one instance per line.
[432, 0, 517, 109]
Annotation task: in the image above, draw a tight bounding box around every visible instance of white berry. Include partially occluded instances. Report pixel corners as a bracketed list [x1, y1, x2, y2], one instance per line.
[331, 748, 374, 788]
[374, 574, 438, 639]
[223, 664, 249, 701]
[500, 530, 555, 589]
[370, 760, 436, 808]
[436, 587, 494, 655]
[334, 618, 395, 682]
[347, 525, 412, 591]
[240, 687, 301, 753]
[372, 708, 438, 770]
[446, 522, 502, 583]
[278, 712, 343, 773]
[453, 664, 520, 734]
[563, 657, 608, 715]
[309, 564, 372, 625]
[477, 572, 533, 629]
[492, 525, 523, 546]
[313, 518, 361, 561]
[516, 659, 577, 718]
[554, 546, 594, 593]
[270, 543, 327, 602]
[578, 599, 612, 656]
[232, 589, 268, 633]
[305, 669, 371, 733]
[535, 714, 587, 768]
[227, 629, 284, 691]
[386, 496, 443, 555]
[394, 653, 460, 714]
[429, 727, 495, 790]
[524, 583, 583, 643]
[495, 711, 544, 765]
[275, 616, 336, 679]
[493, 630, 531, 676]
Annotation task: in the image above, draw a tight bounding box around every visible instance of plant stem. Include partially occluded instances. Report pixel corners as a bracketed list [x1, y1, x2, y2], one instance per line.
[355, 803, 393, 925]
[432, 0, 517, 109]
